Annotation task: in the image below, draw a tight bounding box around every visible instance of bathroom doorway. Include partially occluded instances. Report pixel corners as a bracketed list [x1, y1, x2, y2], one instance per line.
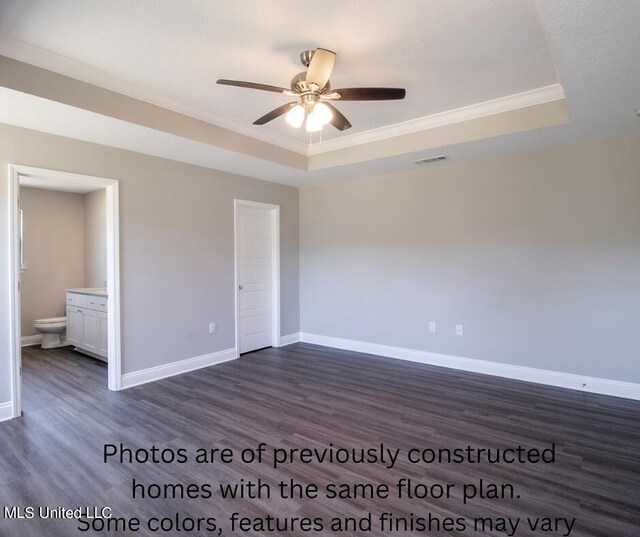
[8, 165, 122, 420]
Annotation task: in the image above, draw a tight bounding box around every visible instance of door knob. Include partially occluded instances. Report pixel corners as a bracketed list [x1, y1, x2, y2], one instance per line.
[238, 285, 243, 290]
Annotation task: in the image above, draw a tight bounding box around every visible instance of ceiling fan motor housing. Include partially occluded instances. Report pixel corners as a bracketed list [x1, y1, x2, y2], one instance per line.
[291, 71, 330, 94]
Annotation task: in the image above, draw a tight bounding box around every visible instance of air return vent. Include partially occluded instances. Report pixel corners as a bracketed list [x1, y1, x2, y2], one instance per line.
[413, 155, 448, 165]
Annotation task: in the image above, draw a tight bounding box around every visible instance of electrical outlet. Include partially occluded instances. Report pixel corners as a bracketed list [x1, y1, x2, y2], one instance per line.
[429, 321, 436, 333]
[455, 324, 463, 336]
[209, 322, 217, 334]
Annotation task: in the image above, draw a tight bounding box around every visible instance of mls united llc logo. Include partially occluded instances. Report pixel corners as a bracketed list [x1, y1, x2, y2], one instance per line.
[4, 506, 112, 520]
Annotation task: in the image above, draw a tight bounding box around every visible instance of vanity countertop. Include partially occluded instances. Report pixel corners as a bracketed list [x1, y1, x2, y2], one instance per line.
[66, 287, 108, 297]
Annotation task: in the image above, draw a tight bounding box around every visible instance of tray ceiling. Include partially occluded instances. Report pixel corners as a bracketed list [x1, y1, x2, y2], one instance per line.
[0, 0, 559, 148]
[0, 1, 638, 185]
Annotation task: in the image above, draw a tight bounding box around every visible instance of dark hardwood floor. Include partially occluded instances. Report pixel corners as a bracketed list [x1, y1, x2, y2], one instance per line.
[1, 343, 639, 536]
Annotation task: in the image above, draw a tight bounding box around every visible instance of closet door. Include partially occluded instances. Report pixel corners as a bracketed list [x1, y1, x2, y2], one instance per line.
[237, 204, 273, 353]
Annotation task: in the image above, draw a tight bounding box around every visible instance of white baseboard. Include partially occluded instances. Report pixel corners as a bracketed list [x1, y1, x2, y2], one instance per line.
[21, 334, 43, 347]
[279, 332, 301, 346]
[299, 332, 640, 401]
[121, 348, 237, 390]
[0, 401, 14, 422]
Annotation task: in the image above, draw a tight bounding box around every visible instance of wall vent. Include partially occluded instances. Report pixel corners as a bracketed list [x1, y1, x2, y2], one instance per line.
[413, 155, 448, 165]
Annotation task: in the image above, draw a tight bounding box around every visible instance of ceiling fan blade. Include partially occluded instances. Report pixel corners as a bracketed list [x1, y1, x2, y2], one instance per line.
[217, 79, 291, 94]
[305, 48, 336, 91]
[253, 102, 297, 125]
[332, 87, 406, 101]
[323, 103, 352, 131]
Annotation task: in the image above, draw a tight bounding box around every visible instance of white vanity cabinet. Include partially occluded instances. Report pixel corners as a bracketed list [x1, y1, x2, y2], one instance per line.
[66, 307, 84, 346]
[66, 290, 108, 360]
[98, 311, 108, 356]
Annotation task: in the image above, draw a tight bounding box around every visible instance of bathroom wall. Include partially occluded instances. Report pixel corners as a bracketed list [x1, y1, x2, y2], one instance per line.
[84, 188, 107, 287]
[19, 187, 85, 337]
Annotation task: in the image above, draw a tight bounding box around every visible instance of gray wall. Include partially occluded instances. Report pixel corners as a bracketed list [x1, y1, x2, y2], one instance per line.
[84, 188, 107, 287]
[19, 187, 85, 336]
[300, 135, 640, 384]
[0, 123, 299, 403]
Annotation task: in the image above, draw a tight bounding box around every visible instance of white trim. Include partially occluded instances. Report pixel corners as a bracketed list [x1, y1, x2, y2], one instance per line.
[7, 165, 123, 422]
[8, 168, 21, 418]
[234, 199, 281, 354]
[307, 84, 566, 155]
[121, 348, 237, 389]
[0, 401, 14, 423]
[279, 332, 301, 346]
[105, 180, 122, 391]
[21, 334, 43, 347]
[299, 333, 640, 401]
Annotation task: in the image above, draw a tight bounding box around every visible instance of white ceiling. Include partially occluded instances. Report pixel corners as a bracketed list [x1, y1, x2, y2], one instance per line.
[0, 0, 558, 147]
[0, 0, 638, 185]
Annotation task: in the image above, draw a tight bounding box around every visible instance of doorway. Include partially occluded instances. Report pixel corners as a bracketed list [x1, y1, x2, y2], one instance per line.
[8, 165, 122, 420]
[234, 199, 280, 355]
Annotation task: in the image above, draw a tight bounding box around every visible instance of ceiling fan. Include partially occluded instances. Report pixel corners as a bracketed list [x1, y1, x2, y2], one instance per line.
[217, 48, 406, 133]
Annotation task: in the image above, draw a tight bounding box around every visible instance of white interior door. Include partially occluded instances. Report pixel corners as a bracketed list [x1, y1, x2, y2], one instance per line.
[237, 204, 272, 353]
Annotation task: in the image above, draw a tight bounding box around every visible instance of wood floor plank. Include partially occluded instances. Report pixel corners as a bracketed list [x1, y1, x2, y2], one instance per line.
[0, 343, 638, 536]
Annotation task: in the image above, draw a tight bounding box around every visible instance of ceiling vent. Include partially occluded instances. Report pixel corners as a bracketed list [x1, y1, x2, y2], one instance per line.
[413, 155, 448, 165]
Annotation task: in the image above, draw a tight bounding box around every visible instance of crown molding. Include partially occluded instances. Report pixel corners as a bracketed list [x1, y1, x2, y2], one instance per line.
[306, 84, 565, 156]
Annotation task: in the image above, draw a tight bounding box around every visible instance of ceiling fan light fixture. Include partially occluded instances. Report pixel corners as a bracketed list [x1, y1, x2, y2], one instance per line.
[305, 102, 333, 132]
[305, 113, 324, 132]
[313, 102, 333, 125]
[285, 104, 305, 128]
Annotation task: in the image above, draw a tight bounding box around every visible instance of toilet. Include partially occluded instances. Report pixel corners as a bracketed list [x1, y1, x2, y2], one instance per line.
[33, 317, 67, 349]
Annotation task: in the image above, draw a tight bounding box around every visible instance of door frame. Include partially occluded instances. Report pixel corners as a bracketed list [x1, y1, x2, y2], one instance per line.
[233, 199, 280, 355]
[8, 165, 122, 419]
